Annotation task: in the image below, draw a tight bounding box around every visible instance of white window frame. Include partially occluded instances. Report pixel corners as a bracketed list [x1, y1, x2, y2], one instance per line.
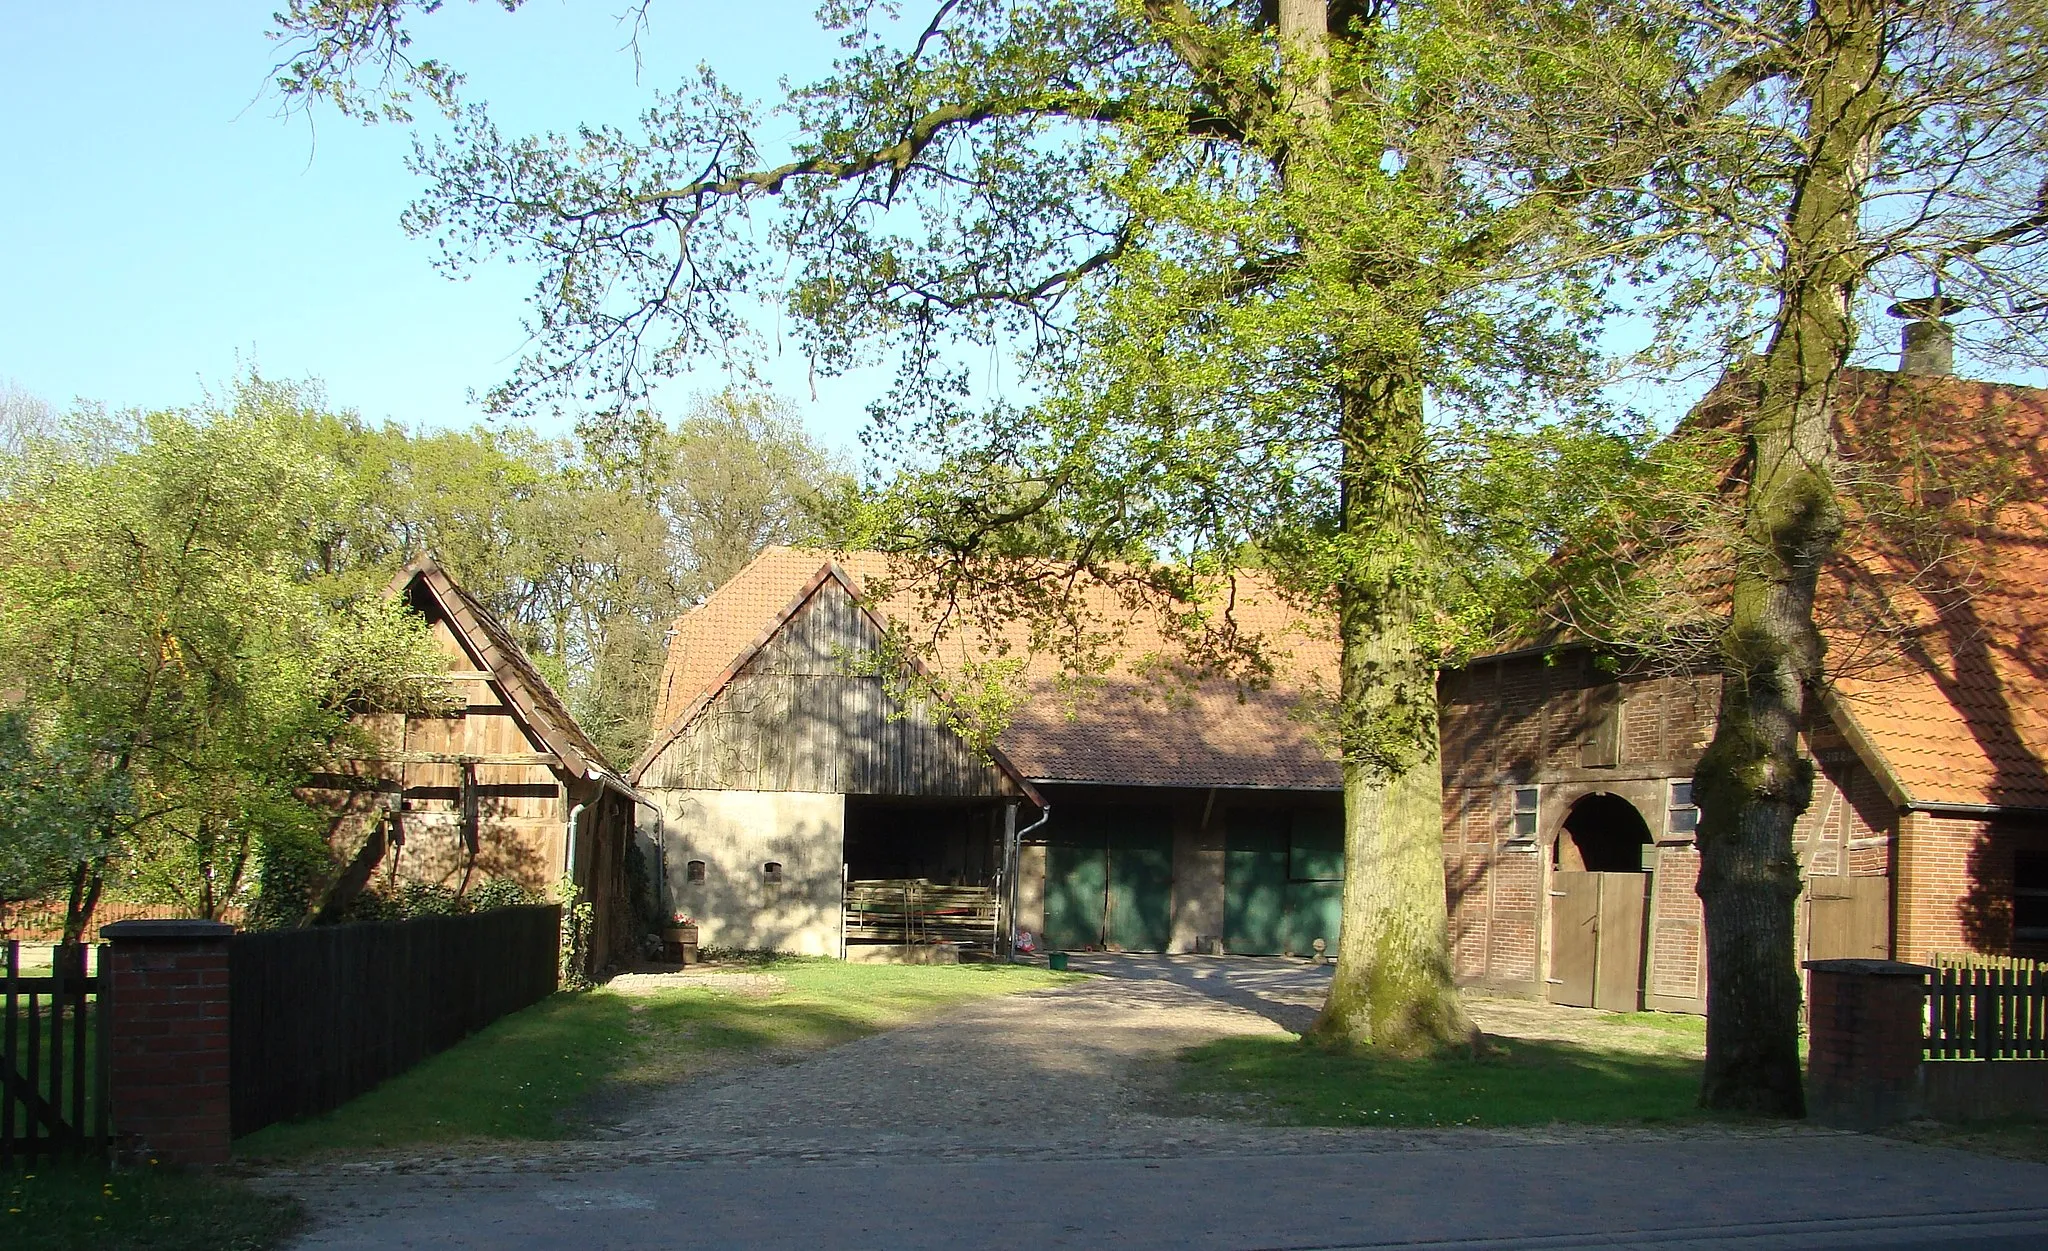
[1507, 785, 1540, 848]
[1666, 779, 1700, 841]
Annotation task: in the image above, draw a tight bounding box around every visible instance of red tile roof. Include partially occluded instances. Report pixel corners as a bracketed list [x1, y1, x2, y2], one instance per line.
[641, 548, 1342, 790]
[1823, 372, 2048, 809]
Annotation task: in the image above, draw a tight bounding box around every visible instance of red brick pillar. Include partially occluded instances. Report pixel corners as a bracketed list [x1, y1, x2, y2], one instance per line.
[102, 920, 234, 1166]
[1804, 958, 1932, 1129]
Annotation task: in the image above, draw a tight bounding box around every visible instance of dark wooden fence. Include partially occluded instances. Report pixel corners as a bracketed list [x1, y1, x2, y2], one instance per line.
[229, 905, 559, 1136]
[2, 942, 108, 1165]
[1926, 956, 2048, 1060]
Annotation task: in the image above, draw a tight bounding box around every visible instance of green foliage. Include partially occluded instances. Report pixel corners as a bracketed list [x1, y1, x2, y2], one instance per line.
[0, 388, 450, 931]
[554, 874, 594, 991]
[622, 836, 660, 934]
[294, 382, 851, 765]
[0, 712, 130, 904]
[465, 876, 544, 912]
[242, 820, 337, 931]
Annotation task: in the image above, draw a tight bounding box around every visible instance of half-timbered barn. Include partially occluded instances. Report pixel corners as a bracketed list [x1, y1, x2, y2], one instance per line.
[630, 549, 1346, 958]
[303, 557, 645, 973]
[1441, 323, 2048, 1013]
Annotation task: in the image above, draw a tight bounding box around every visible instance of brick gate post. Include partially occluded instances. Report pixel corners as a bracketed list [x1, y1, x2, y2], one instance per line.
[101, 920, 234, 1166]
[1804, 957, 1933, 1129]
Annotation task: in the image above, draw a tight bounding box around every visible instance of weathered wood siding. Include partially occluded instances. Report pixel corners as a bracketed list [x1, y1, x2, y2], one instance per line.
[642, 579, 1018, 797]
[305, 606, 566, 891]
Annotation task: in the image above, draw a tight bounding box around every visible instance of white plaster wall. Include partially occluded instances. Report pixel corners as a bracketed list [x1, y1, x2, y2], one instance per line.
[645, 789, 846, 957]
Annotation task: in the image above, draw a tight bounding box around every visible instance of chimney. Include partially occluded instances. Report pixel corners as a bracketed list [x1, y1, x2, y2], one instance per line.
[1887, 297, 1964, 376]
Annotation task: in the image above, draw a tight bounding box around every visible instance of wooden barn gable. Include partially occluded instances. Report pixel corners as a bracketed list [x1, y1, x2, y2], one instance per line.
[635, 563, 1030, 799]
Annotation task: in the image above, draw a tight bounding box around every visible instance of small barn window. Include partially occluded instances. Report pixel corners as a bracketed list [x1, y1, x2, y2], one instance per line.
[762, 861, 783, 884]
[1508, 786, 1539, 845]
[1668, 781, 1700, 840]
[686, 860, 707, 883]
[2015, 853, 2048, 942]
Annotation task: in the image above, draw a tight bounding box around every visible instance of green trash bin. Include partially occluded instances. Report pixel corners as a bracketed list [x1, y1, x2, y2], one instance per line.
[1047, 952, 1069, 971]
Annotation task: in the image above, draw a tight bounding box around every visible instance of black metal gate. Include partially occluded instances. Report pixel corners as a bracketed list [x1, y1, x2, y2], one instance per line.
[3, 941, 110, 1165]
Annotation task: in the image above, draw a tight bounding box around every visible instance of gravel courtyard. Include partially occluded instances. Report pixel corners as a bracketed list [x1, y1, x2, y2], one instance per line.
[269, 958, 2048, 1250]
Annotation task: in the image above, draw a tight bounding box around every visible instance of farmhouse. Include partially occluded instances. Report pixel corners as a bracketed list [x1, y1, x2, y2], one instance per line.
[632, 321, 2048, 1004]
[1442, 322, 2048, 1012]
[630, 550, 1345, 958]
[301, 557, 644, 972]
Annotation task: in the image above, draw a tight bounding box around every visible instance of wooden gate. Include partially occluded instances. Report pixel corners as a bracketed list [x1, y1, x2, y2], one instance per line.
[1806, 876, 1890, 962]
[3, 941, 110, 1165]
[1548, 872, 1648, 1011]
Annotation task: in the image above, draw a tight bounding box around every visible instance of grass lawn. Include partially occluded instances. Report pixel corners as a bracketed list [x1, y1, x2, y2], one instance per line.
[236, 957, 1074, 1159]
[2, 1162, 302, 1251]
[1178, 1009, 1710, 1128]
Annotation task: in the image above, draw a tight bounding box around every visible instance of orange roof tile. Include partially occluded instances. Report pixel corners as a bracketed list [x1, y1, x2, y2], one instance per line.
[642, 548, 1342, 790]
[1824, 372, 2048, 809]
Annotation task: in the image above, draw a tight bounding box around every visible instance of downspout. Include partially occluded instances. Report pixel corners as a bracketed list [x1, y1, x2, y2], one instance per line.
[565, 801, 587, 884]
[1007, 801, 1051, 962]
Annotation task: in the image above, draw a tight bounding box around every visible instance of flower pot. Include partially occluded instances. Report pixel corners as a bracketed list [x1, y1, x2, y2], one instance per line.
[662, 924, 700, 964]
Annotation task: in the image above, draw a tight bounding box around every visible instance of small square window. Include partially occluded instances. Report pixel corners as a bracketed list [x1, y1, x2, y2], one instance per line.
[686, 860, 707, 883]
[762, 861, 784, 884]
[1668, 781, 1700, 840]
[1510, 787, 1539, 842]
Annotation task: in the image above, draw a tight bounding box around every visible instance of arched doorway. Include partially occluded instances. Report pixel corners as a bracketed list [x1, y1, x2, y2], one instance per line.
[1556, 792, 1654, 873]
[1548, 792, 1654, 1010]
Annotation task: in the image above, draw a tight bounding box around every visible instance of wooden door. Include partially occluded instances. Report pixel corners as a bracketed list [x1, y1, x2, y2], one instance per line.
[1044, 841, 1106, 950]
[1549, 871, 1646, 1011]
[1225, 814, 1290, 954]
[1807, 876, 1890, 961]
[1593, 874, 1648, 1012]
[1105, 812, 1174, 952]
[1549, 871, 1600, 1007]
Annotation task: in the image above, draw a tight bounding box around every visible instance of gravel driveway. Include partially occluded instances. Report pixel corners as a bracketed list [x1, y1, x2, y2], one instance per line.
[271, 958, 2048, 1251]
[269, 955, 1723, 1185]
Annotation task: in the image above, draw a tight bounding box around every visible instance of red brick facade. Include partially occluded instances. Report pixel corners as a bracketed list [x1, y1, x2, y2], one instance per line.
[102, 920, 234, 1166]
[1440, 650, 1903, 1012]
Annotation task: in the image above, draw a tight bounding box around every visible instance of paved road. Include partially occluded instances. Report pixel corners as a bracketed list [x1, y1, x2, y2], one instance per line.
[272, 957, 2048, 1249]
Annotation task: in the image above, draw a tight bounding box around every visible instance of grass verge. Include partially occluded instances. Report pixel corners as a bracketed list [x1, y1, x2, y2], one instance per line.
[1881, 1119, 2048, 1164]
[237, 958, 1075, 1159]
[2, 1162, 302, 1251]
[1177, 1030, 1707, 1128]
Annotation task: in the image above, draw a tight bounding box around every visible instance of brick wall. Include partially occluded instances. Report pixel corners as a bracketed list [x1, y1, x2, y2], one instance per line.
[1440, 648, 1904, 1009]
[101, 920, 234, 1166]
[1894, 812, 2048, 962]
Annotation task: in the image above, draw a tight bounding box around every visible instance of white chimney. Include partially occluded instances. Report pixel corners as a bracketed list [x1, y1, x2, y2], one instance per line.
[1887, 297, 1964, 376]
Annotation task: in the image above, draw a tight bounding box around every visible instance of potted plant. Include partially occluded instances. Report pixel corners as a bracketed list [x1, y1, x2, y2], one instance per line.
[662, 912, 700, 964]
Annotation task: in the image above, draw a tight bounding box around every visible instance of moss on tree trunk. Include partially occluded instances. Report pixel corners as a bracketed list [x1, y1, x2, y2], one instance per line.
[1307, 370, 1473, 1055]
[1693, 0, 1882, 1117]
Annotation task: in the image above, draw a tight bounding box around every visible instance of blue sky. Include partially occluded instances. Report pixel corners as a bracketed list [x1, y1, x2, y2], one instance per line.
[4, 4, 2024, 456]
[0, 1, 898, 450]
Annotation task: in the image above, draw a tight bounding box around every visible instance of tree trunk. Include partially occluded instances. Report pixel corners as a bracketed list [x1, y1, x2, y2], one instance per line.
[60, 860, 103, 947]
[1693, 0, 1883, 1116]
[1308, 369, 1473, 1054]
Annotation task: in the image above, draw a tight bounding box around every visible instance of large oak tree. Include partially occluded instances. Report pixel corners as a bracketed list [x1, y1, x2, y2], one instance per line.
[278, 0, 1769, 1051]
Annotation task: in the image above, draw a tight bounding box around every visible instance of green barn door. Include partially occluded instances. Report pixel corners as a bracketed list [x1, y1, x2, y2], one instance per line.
[1225, 812, 1290, 954]
[1284, 809, 1344, 955]
[1044, 817, 1108, 950]
[1105, 811, 1174, 952]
